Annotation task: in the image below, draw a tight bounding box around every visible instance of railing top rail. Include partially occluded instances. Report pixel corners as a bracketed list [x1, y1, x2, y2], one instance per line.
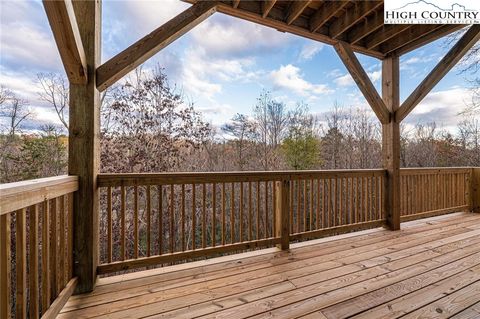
[400, 167, 472, 175]
[0, 175, 79, 215]
[98, 169, 387, 187]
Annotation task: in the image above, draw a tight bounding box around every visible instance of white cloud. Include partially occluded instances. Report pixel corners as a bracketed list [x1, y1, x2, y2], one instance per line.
[404, 87, 471, 127]
[334, 70, 381, 87]
[190, 15, 295, 58]
[270, 64, 332, 97]
[299, 42, 324, 61]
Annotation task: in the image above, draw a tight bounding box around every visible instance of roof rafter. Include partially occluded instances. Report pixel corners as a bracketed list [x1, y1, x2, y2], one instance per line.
[329, 1, 383, 39]
[347, 10, 384, 45]
[286, 0, 311, 25]
[262, 0, 277, 18]
[364, 24, 411, 50]
[96, 1, 217, 91]
[309, 1, 349, 33]
[396, 25, 480, 122]
[334, 41, 390, 124]
[380, 24, 443, 54]
[232, 0, 240, 9]
[394, 24, 465, 56]
[43, 0, 87, 84]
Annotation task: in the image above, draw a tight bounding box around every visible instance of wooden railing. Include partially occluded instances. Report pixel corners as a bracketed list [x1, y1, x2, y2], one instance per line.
[97, 169, 387, 274]
[0, 176, 78, 319]
[400, 168, 472, 222]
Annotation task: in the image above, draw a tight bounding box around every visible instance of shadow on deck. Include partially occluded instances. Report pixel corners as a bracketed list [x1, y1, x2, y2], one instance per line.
[59, 212, 480, 319]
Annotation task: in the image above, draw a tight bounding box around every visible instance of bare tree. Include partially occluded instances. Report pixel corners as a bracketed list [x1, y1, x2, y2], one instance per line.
[222, 113, 256, 170]
[0, 88, 32, 136]
[37, 73, 69, 130]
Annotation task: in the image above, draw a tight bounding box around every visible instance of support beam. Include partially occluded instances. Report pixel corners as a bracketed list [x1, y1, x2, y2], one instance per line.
[43, 0, 87, 84]
[309, 0, 349, 33]
[232, 0, 240, 9]
[69, 0, 101, 293]
[329, 1, 382, 39]
[382, 55, 401, 231]
[262, 0, 276, 18]
[286, 0, 311, 25]
[334, 41, 390, 124]
[96, 1, 217, 91]
[396, 25, 480, 122]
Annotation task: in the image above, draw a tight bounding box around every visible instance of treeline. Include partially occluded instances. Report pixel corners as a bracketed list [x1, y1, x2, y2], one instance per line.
[0, 66, 479, 184]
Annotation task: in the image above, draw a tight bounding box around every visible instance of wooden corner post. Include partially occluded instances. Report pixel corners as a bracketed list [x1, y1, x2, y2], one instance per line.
[382, 54, 401, 230]
[471, 167, 480, 213]
[69, 0, 101, 293]
[275, 180, 290, 250]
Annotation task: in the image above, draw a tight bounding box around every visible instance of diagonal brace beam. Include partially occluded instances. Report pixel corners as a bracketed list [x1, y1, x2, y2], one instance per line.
[96, 1, 218, 91]
[43, 0, 87, 84]
[396, 25, 480, 122]
[334, 41, 390, 124]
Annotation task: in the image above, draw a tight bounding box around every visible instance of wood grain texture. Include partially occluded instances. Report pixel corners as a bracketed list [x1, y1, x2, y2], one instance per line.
[0, 213, 11, 319]
[69, 0, 101, 294]
[42, 0, 87, 84]
[382, 54, 401, 231]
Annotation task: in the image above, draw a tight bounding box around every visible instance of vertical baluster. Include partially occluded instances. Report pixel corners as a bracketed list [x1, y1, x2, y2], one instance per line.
[364, 177, 368, 222]
[257, 181, 260, 239]
[68, 193, 73, 279]
[265, 181, 268, 238]
[240, 182, 244, 242]
[333, 178, 337, 227]
[339, 178, 344, 225]
[308, 179, 313, 230]
[222, 183, 225, 246]
[322, 179, 328, 228]
[349, 178, 354, 224]
[231, 182, 235, 244]
[297, 180, 300, 233]
[58, 197, 65, 291]
[191, 184, 195, 250]
[41, 200, 50, 313]
[159, 185, 163, 254]
[290, 180, 294, 233]
[316, 179, 320, 229]
[181, 184, 185, 251]
[170, 184, 175, 253]
[121, 185, 126, 260]
[0, 212, 11, 319]
[16, 209, 27, 318]
[147, 185, 152, 257]
[273, 181, 276, 237]
[29, 204, 39, 318]
[50, 199, 58, 299]
[202, 183, 207, 248]
[107, 187, 112, 263]
[202, 183, 206, 249]
[303, 180, 306, 232]
[134, 185, 138, 259]
[248, 182, 252, 241]
[212, 183, 216, 247]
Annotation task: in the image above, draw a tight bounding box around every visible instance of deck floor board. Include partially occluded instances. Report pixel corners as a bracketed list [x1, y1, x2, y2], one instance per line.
[59, 212, 480, 319]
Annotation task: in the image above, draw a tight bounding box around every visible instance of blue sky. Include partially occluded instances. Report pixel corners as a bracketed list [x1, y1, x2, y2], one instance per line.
[0, 0, 476, 132]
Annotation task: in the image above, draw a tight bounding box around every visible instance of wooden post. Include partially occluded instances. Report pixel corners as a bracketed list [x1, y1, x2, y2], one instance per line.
[382, 54, 401, 230]
[0, 214, 11, 319]
[275, 180, 290, 250]
[69, 0, 101, 293]
[472, 167, 480, 213]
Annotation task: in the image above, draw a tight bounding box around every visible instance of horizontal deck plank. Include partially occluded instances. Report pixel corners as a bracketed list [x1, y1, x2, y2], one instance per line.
[59, 213, 480, 319]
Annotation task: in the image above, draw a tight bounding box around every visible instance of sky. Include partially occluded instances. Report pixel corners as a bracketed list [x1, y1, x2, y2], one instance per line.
[0, 0, 477, 133]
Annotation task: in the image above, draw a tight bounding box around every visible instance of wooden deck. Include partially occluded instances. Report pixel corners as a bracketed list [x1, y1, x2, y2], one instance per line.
[59, 212, 480, 319]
